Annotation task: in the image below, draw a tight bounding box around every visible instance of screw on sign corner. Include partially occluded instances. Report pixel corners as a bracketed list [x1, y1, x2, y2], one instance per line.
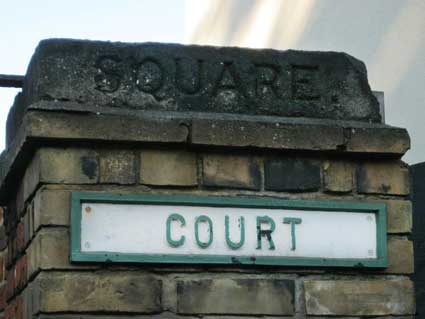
[0, 74, 24, 88]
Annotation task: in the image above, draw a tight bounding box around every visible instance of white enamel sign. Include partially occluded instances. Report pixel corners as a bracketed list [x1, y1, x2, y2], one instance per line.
[71, 193, 388, 268]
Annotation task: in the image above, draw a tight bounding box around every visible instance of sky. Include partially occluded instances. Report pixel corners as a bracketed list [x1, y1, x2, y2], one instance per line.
[1, 0, 424, 164]
[0, 0, 185, 152]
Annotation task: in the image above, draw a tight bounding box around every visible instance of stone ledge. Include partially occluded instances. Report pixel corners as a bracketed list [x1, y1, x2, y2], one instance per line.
[23, 107, 409, 154]
[0, 109, 410, 205]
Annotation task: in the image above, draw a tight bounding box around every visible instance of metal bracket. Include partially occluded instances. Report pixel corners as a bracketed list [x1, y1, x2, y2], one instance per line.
[0, 74, 24, 88]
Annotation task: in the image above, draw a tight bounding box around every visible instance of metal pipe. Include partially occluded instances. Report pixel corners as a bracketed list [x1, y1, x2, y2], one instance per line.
[0, 74, 24, 88]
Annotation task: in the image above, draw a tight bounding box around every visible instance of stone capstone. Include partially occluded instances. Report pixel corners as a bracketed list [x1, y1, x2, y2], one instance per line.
[21, 38, 380, 123]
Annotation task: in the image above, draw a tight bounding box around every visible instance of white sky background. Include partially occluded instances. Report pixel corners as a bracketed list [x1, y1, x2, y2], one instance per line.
[0, 0, 185, 152]
[1, 0, 424, 164]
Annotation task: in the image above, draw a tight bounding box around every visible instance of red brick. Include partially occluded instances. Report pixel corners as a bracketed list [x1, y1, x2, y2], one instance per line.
[6, 237, 13, 269]
[0, 285, 6, 310]
[15, 224, 25, 254]
[4, 301, 15, 319]
[0, 254, 4, 283]
[5, 268, 14, 300]
[15, 296, 23, 319]
[4, 297, 22, 319]
[15, 256, 27, 291]
[0, 226, 6, 251]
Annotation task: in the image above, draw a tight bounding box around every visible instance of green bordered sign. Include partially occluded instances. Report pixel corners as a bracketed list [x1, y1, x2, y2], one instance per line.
[70, 192, 388, 268]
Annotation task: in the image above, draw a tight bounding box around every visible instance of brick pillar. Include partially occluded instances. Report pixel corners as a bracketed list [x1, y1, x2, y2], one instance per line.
[0, 39, 415, 318]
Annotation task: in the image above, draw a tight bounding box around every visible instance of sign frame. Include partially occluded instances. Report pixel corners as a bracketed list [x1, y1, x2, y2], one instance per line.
[70, 192, 388, 268]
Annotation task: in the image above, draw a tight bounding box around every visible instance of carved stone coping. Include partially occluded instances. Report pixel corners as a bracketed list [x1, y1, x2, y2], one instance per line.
[19, 39, 381, 129]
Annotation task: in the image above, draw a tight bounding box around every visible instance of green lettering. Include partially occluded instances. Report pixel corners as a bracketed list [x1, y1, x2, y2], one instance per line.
[256, 216, 276, 250]
[225, 215, 245, 249]
[166, 214, 186, 247]
[195, 215, 213, 248]
[283, 217, 302, 251]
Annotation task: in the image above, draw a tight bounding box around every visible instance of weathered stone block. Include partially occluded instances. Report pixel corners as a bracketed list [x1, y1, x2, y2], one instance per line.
[23, 204, 34, 247]
[35, 316, 172, 319]
[99, 150, 136, 184]
[304, 279, 415, 315]
[26, 110, 190, 146]
[346, 126, 410, 155]
[364, 199, 412, 234]
[15, 180, 26, 219]
[386, 200, 412, 234]
[357, 162, 409, 195]
[39, 148, 99, 184]
[386, 238, 414, 274]
[265, 159, 321, 191]
[177, 278, 294, 315]
[323, 161, 353, 193]
[191, 118, 346, 152]
[33, 272, 161, 313]
[22, 149, 99, 202]
[202, 154, 260, 190]
[27, 228, 95, 279]
[33, 189, 70, 230]
[140, 150, 197, 186]
[23, 39, 380, 122]
[22, 284, 33, 319]
[21, 153, 42, 204]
